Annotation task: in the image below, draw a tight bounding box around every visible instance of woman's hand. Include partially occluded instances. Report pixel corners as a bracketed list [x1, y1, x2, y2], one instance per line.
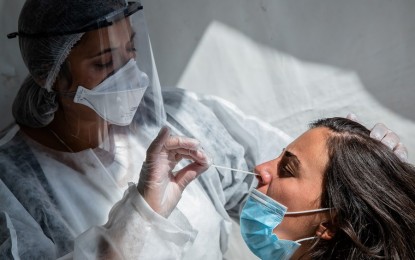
[137, 127, 210, 217]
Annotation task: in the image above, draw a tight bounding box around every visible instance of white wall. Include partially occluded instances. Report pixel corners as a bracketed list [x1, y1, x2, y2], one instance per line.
[1, 0, 414, 162]
[143, 0, 415, 119]
[142, 0, 415, 162]
[0, 0, 27, 130]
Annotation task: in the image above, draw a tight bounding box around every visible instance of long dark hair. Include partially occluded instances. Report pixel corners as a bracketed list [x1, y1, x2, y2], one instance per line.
[309, 117, 415, 259]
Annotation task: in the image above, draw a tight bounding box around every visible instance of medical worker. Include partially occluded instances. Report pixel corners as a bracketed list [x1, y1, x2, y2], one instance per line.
[0, 0, 407, 259]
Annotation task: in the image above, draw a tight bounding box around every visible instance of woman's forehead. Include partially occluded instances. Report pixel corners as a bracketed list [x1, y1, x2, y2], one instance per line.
[287, 127, 330, 174]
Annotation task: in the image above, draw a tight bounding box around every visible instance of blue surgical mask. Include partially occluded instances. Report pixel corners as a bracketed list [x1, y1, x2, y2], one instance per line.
[240, 189, 331, 260]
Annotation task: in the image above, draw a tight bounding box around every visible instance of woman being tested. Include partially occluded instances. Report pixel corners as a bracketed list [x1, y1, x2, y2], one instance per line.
[0, 0, 408, 258]
[241, 117, 415, 259]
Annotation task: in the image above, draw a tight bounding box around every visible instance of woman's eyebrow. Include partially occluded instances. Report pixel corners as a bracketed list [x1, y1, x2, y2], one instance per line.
[284, 150, 301, 168]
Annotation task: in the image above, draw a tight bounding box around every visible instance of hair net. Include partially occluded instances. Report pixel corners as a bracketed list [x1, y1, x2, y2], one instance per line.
[12, 76, 58, 128]
[11, 0, 140, 128]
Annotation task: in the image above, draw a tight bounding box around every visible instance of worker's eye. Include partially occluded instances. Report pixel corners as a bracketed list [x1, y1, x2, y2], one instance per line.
[127, 41, 137, 52]
[95, 60, 113, 69]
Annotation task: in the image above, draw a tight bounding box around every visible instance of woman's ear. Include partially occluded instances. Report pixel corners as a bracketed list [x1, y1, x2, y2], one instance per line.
[316, 221, 336, 240]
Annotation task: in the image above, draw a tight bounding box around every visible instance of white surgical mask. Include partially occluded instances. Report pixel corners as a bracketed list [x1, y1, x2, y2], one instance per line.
[73, 59, 149, 126]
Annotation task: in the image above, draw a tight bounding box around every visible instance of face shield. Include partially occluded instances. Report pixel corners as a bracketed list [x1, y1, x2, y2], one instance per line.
[9, 0, 166, 150]
[4, 2, 170, 236]
[55, 2, 165, 130]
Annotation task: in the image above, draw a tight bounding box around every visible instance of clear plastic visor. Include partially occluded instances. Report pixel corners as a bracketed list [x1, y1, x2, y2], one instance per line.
[50, 6, 165, 153]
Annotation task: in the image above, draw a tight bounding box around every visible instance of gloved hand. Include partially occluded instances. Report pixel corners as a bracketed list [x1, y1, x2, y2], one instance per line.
[347, 113, 408, 162]
[137, 126, 210, 217]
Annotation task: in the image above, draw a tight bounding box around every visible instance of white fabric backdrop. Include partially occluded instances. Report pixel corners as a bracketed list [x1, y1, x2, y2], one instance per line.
[142, 0, 415, 163]
[176, 21, 415, 164]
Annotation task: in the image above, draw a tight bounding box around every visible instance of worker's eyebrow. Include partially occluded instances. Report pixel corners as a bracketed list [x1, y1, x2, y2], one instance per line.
[90, 31, 136, 58]
[90, 47, 116, 58]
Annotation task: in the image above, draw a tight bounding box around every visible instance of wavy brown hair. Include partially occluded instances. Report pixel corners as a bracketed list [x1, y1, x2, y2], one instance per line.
[308, 117, 415, 259]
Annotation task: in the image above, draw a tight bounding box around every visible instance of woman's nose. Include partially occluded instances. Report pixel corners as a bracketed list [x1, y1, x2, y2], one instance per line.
[255, 162, 272, 192]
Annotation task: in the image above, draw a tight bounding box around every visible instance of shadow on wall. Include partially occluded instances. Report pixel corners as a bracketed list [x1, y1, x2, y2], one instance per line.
[144, 0, 415, 123]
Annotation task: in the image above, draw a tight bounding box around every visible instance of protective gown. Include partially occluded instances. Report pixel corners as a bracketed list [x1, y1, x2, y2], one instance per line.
[0, 87, 291, 259]
[1, 0, 292, 258]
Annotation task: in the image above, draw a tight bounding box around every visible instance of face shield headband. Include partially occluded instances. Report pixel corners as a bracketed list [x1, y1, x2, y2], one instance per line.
[7, 2, 143, 39]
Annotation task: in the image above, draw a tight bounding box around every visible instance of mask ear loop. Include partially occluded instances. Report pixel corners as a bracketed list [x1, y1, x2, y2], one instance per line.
[295, 236, 316, 244]
[285, 208, 332, 215]
[287, 207, 334, 244]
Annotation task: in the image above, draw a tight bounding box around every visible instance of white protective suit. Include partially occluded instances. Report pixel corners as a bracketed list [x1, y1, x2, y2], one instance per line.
[0, 0, 291, 258]
[0, 87, 291, 259]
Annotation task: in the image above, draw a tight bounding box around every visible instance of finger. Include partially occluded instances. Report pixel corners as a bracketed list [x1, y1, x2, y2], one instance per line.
[370, 123, 389, 141]
[174, 162, 209, 190]
[381, 131, 400, 150]
[167, 151, 184, 164]
[393, 142, 408, 163]
[171, 148, 210, 165]
[148, 126, 170, 154]
[174, 153, 183, 162]
[200, 145, 214, 166]
[167, 150, 177, 160]
[164, 136, 200, 150]
[346, 113, 359, 123]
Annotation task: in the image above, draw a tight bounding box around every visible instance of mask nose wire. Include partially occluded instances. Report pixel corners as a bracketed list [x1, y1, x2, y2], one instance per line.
[55, 58, 138, 98]
[102, 57, 135, 82]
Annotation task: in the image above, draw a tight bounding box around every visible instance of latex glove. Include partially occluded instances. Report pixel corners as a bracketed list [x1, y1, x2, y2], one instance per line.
[137, 126, 210, 217]
[346, 113, 408, 162]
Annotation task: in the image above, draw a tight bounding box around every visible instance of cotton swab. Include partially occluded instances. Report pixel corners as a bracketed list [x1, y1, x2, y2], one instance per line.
[211, 164, 259, 175]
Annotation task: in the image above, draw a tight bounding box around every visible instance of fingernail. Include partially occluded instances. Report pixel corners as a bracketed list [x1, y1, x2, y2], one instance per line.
[347, 113, 358, 121]
[384, 140, 395, 150]
[161, 126, 170, 135]
[371, 132, 382, 141]
[397, 152, 408, 163]
[206, 156, 214, 166]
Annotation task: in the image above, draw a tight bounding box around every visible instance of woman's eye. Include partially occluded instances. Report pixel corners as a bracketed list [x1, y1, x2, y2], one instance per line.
[279, 164, 295, 177]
